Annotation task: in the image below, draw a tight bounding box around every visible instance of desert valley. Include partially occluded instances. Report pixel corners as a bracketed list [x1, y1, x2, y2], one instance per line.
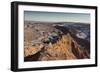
[24, 21, 90, 61]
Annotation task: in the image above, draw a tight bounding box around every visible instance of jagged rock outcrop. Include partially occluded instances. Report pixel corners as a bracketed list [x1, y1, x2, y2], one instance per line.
[24, 22, 90, 61]
[24, 33, 90, 61]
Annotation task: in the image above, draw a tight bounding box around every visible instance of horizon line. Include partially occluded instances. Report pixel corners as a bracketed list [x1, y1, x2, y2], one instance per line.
[24, 20, 90, 24]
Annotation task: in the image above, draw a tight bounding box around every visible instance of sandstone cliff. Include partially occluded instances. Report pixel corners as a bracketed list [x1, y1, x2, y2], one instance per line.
[24, 33, 90, 61]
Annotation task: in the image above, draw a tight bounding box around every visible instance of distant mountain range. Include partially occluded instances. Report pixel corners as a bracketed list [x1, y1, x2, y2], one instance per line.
[24, 20, 90, 25]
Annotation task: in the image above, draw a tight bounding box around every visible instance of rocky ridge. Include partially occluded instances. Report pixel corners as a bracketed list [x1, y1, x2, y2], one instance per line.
[24, 22, 90, 61]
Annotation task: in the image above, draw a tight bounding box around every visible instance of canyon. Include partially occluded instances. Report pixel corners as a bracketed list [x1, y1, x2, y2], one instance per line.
[24, 21, 90, 61]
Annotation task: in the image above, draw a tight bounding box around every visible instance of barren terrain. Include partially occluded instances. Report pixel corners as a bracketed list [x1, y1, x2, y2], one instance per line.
[24, 21, 90, 61]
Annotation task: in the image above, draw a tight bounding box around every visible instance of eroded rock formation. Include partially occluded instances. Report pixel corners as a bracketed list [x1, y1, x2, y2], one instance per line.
[24, 33, 90, 61]
[24, 22, 90, 61]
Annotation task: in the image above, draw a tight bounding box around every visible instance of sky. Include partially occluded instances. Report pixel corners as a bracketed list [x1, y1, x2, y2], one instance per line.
[24, 11, 90, 23]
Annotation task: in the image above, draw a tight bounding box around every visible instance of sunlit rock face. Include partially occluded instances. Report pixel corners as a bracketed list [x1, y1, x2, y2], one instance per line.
[24, 21, 90, 61]
[38, 34, 89, 61]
